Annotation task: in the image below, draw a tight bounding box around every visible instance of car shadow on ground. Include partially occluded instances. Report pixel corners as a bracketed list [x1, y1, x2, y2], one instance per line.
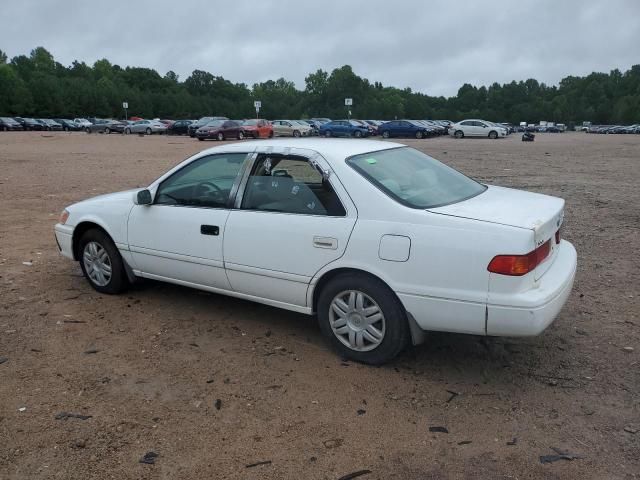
[129, 278, 554, 389]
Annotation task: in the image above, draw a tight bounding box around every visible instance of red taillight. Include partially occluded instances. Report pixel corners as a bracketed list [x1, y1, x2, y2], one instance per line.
[488, 240, 551, 276]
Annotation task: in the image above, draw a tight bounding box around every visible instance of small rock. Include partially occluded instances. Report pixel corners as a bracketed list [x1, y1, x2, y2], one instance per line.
[357, 409, 366, 416]
[0, 357, 8, 365]
[22, 261, 33, 266]
[624, 426, 638, 434]
[214, 399, 222, 410]
[575, 329, 588, 336]
[548, 379, 558, 386]
[74, 439, 86, 448]
[18, 407, 26, 412]
[84, 348, 99, 354]
[622, 347, 634, 353]
[139, 451, 158, 465]
[323, 438, 343, 449]
[429, 426, 449, 433]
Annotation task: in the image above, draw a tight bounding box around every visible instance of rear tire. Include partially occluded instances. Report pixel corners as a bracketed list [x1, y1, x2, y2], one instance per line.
[454, 130, 464, 139]
[317, 273, 410, 365]
[324, 130, 332, 138]
[293, 130, 301, 137]
[217, 132, 224, 141]
[78, 229, 129, 295]
[124, 128, 131, 135]
[354, 130, 362, 138]
[85, 127, 91, 134]
[238, 131, 244, 140]
[145, 127, 152, 135]
[382, 130, 390, 139]
[105, 127, 111, 134]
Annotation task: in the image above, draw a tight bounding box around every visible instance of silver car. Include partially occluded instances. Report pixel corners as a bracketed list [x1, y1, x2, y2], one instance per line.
[124, 120, 167, 135]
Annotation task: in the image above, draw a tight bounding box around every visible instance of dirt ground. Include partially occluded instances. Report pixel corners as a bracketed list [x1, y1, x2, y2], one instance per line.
[0, 131, 638, 480]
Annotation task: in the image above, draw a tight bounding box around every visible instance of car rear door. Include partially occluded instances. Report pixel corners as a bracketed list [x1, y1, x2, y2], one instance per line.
[223, 147, 357, 308]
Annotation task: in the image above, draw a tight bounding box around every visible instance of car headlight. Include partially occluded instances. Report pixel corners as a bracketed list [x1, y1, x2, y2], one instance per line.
[59, 209, 70, 225]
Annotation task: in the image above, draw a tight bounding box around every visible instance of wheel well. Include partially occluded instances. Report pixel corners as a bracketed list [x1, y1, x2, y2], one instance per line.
[72, 222, 109, 260]
[312, 267, 392, 313]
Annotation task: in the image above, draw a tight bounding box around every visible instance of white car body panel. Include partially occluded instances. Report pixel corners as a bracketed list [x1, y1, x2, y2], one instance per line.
[55, 139, 577, 340]
[450, 119, 507, 138]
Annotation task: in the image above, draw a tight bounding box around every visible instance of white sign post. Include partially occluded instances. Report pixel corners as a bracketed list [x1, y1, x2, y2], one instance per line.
[344, 98, 353, 119]
[122, 101, 128, 120]
[254, 100, 262, 119]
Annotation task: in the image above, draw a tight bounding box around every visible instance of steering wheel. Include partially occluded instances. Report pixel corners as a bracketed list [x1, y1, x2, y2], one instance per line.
[193, 181, 224, 202]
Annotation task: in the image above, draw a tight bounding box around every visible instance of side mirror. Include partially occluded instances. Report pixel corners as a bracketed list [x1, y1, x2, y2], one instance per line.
[135, 189, 152, 205]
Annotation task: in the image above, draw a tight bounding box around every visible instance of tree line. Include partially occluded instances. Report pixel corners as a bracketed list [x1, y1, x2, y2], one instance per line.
[1, 47, 639, 125]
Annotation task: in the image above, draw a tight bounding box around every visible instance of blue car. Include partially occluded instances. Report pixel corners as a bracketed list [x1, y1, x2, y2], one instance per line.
[379, 120, 432, 139]
[319, 120, 370, 138]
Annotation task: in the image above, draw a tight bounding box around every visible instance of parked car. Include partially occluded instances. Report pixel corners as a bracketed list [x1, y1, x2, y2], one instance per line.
[449, 120, 507, 139]
[167, 120, 193, 136]
[351, 119, 377, 136]
[271, 120, 313, 137]
[319, 120, 370, 138]
[73, 118, 92, 128]
[14, 117, 45, 130]
[311, 118, 331, 125]
[196, 120, 244, 141]
[0, 117, 24, 131]
[54, 138, 577, 365]
[54, 119, 83, 131]
[39, 119, 63, 131]
[378, 120, 431, 139]
[241, 119, 273, 139]
[188, 117, 228, 137]
[124, 120, 167, 135]
[86, 119, 126, 134]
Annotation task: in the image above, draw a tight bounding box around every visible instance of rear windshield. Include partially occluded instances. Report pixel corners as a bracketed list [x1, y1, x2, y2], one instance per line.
[347, 147, 486, 209]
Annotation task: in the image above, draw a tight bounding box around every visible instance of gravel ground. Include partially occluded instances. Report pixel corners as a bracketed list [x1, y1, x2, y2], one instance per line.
[0, 131, 638, 479]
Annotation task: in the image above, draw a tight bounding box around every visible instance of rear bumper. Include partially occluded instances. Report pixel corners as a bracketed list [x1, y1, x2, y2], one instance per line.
[54, 224, 74, 260]
[486, 240, 577, 336]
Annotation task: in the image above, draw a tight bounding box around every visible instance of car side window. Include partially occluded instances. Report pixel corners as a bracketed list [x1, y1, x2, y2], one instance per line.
[155, 153, 247, 208]
[241, 155, 346, 216]
[460, 121, 473, 126]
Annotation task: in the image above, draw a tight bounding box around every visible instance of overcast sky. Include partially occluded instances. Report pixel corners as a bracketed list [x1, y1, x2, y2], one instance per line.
[2, 1, 639, 97]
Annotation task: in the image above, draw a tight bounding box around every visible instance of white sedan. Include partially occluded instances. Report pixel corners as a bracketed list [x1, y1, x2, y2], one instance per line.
[54, 139, 577, 364]
[449, 119, 507, 139]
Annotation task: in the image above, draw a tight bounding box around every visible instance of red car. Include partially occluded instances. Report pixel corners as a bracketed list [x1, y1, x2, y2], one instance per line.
[241, 119, 273, 139]
[196, 120, 244, 141]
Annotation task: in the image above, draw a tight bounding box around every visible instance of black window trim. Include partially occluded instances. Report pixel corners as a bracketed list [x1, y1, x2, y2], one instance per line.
[345, 146, 487, 210]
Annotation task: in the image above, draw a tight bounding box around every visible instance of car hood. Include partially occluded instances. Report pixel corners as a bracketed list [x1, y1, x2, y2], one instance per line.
[429, 184, 564, 256]
[72, 189, 138, 208]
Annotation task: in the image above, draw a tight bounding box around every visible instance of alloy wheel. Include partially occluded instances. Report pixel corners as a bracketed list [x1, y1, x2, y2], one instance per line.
[329, 290, 386, 352]
[82, 241, 112, 287]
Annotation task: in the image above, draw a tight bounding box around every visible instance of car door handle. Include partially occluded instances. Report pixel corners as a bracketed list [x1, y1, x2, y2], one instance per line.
[201, 225, 219, 236]
[313, 236, 337, 250]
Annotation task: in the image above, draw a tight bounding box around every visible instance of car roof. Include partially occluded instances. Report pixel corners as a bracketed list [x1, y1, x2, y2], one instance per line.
[198, 138, 404, 164]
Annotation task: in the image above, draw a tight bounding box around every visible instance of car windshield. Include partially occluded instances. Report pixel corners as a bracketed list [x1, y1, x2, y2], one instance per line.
[206, 120, 224, 127]
[347, 147, 487, 209]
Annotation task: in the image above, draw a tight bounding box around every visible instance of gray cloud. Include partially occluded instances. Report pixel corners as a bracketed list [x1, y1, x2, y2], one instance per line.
[2, 0, 639, 96]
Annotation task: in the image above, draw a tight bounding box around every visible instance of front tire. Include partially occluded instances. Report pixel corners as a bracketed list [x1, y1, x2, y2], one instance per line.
[124, 128, 131, 135]
[78, 229, 128, 294]
[324, 130, 332, 138]
[415, 130, 424, 139]
[217, 132, 224, 141]
[354, 130, 362, 138]
[85, 127, 91, 134]
[105, 127, 111, 134]
[381, 130, 390, 139]
[454, 130, 464, 139]
[238, 131, 244, 140]
[317, 273, 409, 365]
[293, 130, 301, 137]
[488, 130, 498, 139]
[145, 127, 152, 135]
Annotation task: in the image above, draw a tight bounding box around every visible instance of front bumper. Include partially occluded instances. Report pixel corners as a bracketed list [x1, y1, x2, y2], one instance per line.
[54, 224, 75, 260]
[486, 240, 577, 336]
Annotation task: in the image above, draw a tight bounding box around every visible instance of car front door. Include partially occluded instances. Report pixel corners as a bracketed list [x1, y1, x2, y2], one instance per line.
[223, 148, 357, 309]
[127, 151, 251, 289]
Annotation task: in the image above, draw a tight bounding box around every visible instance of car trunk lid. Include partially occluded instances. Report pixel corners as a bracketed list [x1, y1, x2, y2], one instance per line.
[429, 185, 564, 279]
